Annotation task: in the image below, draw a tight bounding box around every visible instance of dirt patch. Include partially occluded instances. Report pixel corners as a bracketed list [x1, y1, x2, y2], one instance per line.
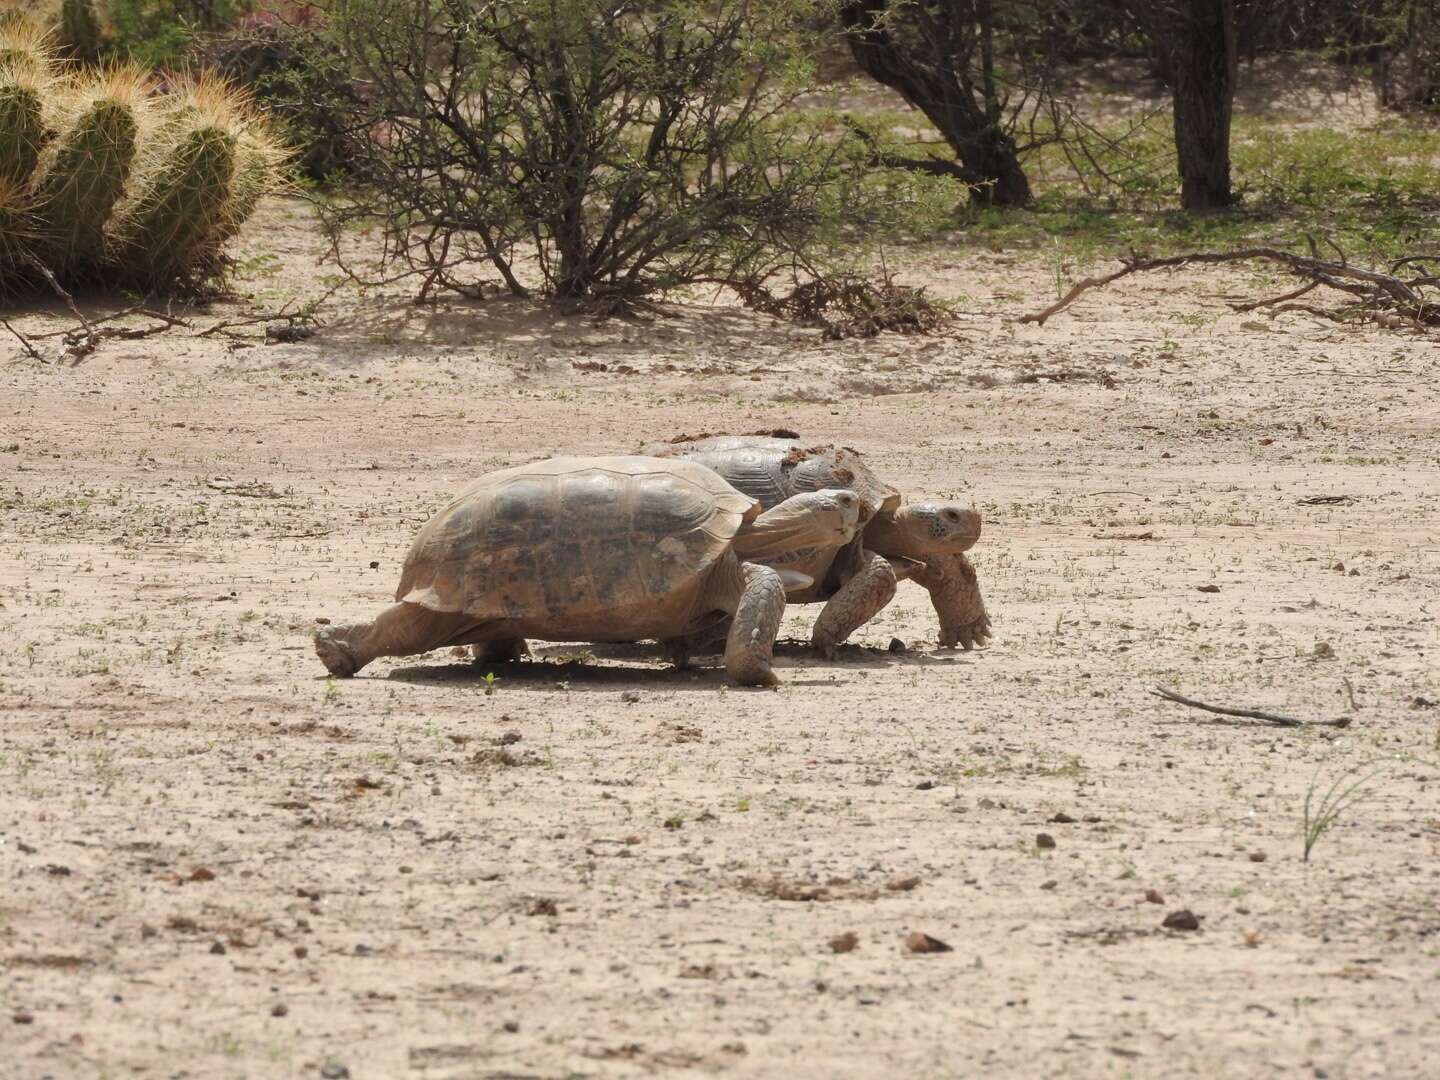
[0, 196, 1437, 1077]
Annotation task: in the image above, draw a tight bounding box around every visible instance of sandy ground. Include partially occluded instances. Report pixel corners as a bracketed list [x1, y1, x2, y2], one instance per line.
[2, 198, 1439, 1079]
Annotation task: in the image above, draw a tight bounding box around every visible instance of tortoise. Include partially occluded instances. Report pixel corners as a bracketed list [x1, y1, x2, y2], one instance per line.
[313, 456, 861, 686]
[640, 435, 990, 653]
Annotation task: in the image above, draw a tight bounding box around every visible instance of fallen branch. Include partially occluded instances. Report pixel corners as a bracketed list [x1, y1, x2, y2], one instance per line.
[1151, 686, 1351, 728]
[1022, 246, 1440, 328]
[2, 317, 42, 361]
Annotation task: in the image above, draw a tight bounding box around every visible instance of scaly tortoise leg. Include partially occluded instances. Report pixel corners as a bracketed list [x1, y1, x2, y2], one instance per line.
[811, 551, 897, 659]
[913, 553, 990, 650]
[315, 602, 480, 677]
[723, 563, 786, 687]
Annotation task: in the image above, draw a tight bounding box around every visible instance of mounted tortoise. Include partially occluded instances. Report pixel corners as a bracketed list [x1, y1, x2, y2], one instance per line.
[639, 435, 990, 653]
[313, 456, 861, 686]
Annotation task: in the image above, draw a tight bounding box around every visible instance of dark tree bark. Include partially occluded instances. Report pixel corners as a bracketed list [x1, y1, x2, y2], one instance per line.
[1139, 1, 1239, 210]
[838, 0, 1032, 207]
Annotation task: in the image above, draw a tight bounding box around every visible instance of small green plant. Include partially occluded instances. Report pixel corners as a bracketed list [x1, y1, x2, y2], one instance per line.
[1302, 760, 1389, 862]
[663, 812, 685, 831]
[482, 671, 498, 696]
[322, 677, 340, 705]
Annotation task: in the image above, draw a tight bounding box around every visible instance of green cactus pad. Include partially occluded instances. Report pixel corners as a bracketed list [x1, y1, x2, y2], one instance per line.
[110, 124, 237, 289]
[29, 97, 138, 276]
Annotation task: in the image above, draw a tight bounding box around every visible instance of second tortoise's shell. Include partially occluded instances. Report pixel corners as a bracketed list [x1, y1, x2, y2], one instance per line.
[395, 456, 759, 641]
[642, 436, 901, 519]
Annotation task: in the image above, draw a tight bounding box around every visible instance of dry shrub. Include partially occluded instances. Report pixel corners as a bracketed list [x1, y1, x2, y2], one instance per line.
[740, 270, 954, 340]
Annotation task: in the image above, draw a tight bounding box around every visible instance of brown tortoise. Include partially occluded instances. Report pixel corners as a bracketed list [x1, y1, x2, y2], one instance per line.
[640, 435, 990, 653]
[314, 456, 861, 686]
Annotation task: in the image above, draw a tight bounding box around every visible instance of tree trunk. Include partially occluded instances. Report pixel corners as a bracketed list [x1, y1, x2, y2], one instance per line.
[1160, 0, 1238, 210]
[838, 0, 1032, 208]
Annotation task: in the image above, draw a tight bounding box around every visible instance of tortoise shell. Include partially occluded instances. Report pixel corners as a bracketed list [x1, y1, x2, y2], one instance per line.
[395, 456, 758, 641]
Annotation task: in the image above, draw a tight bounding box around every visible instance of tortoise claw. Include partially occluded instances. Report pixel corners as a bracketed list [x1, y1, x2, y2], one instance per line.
[314, 629, 358, 677]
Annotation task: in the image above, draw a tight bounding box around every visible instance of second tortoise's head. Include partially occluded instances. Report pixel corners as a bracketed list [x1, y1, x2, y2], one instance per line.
[862, 502, 982, 560]
[732, 488, 861, 562]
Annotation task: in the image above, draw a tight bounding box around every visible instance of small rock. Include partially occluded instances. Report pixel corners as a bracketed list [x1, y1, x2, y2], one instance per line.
[1248, 851, 1268, 863]
[368, 560, 380, 570]
[905, 931, 953, 954]
[1144, 889, 1164, 905]
[13, 1012, 34, 1024]
[209, 941, 227, 955]
[887, 638, 906, 653]
[1162, 909, 1201, 932]
[1312, 641, 1336, 660]
[1196, 584, 1221, 593]
[1410, 696, 1435, 710]
[915, 780, 936, 791]
[526, 897, 558, 917]
[1035, 833, 1056, 850]
[829, 931, 859, 954]
[293, 945, 308, 959]
[188, 867, 215, 883]
[502, 1020, 520, 1033]
[320, 1063, 350, 1080]
[354, 944, 372, 956]
[1040, 880, 1058, 891]
[270, 1003, 288, 1018]
[315, 616, 331, 625]
[886, 876, 921, 893]
[620, 691, 641, 704]
[1048, 812, 1076, 824]
[140, 924, 157, 940]
[44, 864, 71, 876]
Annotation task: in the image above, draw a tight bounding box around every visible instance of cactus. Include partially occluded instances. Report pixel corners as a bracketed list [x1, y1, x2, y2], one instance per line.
[28, 69, 147, 279]
[0, 49, 287, 294]
[59, 0, 104, 65]
[109, 91, 238, 288]
[0, 79, 45, 188]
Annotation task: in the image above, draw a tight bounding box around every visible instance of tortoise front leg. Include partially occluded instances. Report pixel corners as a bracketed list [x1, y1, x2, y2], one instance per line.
[811, 550, 897, 659]
[722, 561, 787, 687]
[315, 603, 484, 676]
[913, 553, 991, 650]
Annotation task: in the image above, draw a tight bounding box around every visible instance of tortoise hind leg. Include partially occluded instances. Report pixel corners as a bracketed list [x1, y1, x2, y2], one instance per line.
[315, 603, 484, 676]
[474, 637, 528, 664]
[811, 551, 897, 659]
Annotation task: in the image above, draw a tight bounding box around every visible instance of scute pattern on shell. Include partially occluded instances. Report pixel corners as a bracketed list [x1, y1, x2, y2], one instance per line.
[395, 457, 757, 637]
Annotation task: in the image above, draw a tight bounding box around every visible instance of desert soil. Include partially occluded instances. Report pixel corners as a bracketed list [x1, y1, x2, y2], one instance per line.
[2, 197, 1438, 1080]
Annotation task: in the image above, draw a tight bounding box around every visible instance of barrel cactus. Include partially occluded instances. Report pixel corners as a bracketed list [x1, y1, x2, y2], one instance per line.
[58, 0, 104, 65]
[0, 16, 287, 295]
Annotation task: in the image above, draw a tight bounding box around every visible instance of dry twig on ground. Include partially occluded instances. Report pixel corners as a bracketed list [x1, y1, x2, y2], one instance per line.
[1022, 245, 1440, 329]
[1151, 686, 1352, 729]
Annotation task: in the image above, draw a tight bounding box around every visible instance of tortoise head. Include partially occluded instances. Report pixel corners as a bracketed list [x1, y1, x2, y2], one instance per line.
[862, 502, 982, 561]
[783, 447, 900, 524]
[732, 488, 861, 561]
